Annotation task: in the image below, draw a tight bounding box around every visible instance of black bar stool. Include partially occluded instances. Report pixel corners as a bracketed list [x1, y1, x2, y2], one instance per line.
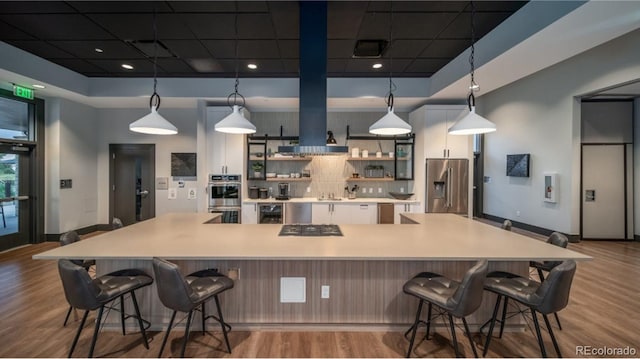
[57, 259, 153, 358]
[152, 257, 235, 357]
[59, 231, 96, 326]
[482, 260, 576, 357]
[403, 260, 488, 358]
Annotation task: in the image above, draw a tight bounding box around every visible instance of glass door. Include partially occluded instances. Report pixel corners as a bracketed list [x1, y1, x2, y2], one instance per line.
[0, 144, 32, 251]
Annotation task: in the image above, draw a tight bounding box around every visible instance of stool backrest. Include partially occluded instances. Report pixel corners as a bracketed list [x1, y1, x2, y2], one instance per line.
[152, 257, 196, 313]
[534, 260, 576, 314]
[58, 259, 101, 310]
[450, 260, 488, 317]
[544, 232, 569, 268]
[59, 231, 85, 267]
[501, 220, 512, 231]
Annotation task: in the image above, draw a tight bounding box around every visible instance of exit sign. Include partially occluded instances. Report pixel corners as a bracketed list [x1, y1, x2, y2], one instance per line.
[13, 85, 34, 100]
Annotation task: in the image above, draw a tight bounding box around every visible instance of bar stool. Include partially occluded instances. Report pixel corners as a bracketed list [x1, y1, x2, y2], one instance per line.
[529, 232, 568, 330]
[482, 260, 576, 357]
[112, 217, 124, 229]
[57, 259, 153, 358]
[403, 260, 488, 358]
[501, 220, 512, 231]
[152, 257, 235, 357]
[59, 231, 96, 326]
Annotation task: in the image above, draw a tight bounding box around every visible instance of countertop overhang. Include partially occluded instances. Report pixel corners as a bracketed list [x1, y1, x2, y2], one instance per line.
[243, 197, 419, 204]
[34, 213, 591, 262]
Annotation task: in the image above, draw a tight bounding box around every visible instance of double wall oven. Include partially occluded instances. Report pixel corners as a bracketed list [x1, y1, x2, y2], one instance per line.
[208, 174, 241, 223]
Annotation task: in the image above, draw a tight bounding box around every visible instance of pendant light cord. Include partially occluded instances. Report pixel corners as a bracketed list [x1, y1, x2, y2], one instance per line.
[468, 0, 477, 110]
[228, 6, 245, 109]
[386, 1, 397, 111]
[150, 4, 161, 109]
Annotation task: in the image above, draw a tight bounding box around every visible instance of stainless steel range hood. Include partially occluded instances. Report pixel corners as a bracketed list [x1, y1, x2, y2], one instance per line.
[278, 1, 348, 156]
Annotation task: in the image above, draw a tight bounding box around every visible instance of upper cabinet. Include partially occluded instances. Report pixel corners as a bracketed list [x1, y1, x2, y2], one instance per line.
[410, 105, 471, 159]
[206, 107, 246, 175]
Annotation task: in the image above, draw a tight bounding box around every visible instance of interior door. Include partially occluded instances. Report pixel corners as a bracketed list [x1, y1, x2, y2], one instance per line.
[0, 144, 32, 251]
[582, 144, 626, 239]
[109, 144, 155, 226]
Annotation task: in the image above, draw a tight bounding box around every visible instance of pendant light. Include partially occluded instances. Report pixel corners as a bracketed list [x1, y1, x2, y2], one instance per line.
[369, 2, 411, 136]
[129, 8, 177, 135]
[214, 9, 256, 134]
[448, 1, 496, 135]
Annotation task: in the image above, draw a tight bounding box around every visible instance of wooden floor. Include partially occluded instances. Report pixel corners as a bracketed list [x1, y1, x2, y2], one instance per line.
[0, 234, 639, 358]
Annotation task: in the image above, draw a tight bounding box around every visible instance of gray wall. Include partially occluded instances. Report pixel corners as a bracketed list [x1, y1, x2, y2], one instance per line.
[479, 28, 640, 235]
[635, 98, 640, 237]
[582, 101, 633, 143]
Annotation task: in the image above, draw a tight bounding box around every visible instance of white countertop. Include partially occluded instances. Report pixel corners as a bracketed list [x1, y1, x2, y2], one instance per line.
[243, 197, 419, 204]
[34, 213, 590, 262]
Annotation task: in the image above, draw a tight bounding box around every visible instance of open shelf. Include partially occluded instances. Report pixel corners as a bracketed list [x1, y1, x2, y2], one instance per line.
[345, 177, 395, 182]
[347, 157, 395, 161]
[265, 177, 312, 182]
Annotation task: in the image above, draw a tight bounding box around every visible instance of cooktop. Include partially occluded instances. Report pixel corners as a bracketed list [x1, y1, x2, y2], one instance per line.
[278, 224, 343, 237]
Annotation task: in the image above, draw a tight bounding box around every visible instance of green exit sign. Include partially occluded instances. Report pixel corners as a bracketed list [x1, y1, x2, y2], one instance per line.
[13, 85, 34, 100]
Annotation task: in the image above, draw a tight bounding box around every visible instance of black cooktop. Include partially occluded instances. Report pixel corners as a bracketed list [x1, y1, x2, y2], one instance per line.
[279, 224, 343, 237]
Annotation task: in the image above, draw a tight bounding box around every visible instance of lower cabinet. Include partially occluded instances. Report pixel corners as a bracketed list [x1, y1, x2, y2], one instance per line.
[394, 203, 420, 224]
[241, 203, 258, 224]
[312, 203, 377, 224]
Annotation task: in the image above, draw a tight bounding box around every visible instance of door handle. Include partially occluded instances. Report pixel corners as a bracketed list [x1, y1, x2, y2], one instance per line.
[14, 196, 29, 201]
[447, 167, 453, 208]
[137, 190, 149, 196]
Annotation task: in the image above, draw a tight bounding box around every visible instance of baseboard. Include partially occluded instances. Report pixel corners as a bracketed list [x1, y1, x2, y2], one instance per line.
[481, 213, 579, 242]
[45, 224, 110, 242]
[635, 235, 640, 241]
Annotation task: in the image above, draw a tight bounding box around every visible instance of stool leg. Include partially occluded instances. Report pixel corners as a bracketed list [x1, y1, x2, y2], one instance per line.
[158, 310, 176, 357]
[483, 295, 502, 357]
[69, 310, 89, 358]
[462, 317, 478, 358]
[498, 297, 509, 338]
[180, 310, 194, 358]
[448, 313, 461, 358]
[553, 312, 563, 330]
[424, 302, 433, 340]
[406, 299, 424, 358]
[214, 295, 232, 353]
[88, 306, 105, 358]
[543, 314, 562, 357]
[64, 306, 73, 326]
[202, 302, 206, 335]
[537, 268, 545, 282]
[120, 296, 126, 335]
[130, 291, 149, 349]
[531, 309, 547, 358]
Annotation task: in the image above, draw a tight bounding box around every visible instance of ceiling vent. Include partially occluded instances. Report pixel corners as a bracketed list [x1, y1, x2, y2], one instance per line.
[128, 40, 175, 58]
[352, 39, 389, 58]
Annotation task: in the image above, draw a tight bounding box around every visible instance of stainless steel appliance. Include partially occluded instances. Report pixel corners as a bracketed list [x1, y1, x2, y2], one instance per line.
[258, 203, 283, 224]
[425, 159, 468, 214]
[279, 224, 343, 236]
[208, 174, 241, 223]
[285, 203, 312, 224]
[276, 183, 290, 200]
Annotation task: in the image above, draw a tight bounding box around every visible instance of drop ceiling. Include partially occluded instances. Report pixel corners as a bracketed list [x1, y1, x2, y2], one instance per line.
[0, 1, 527, 78]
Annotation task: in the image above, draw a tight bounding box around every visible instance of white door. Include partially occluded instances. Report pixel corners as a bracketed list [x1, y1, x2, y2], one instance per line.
[311, 203, 333, 224]
[241, 203, 258, 224]
[582, 145, 626, 239]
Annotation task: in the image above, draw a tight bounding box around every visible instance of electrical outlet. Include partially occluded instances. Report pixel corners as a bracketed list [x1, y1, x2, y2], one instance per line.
[321, 285, 330, 299]
[368, 188, 373, 194]
[400, 187, 405, 193]
[227, 268, 240, 280]
[306, 187, 311, 193]
[516, 210, 521, 217]
[378, 187, 382, 193]
[362, 187, 366, 194]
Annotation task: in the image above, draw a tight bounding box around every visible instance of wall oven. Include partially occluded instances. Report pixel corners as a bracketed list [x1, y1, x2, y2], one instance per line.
[208, 174, 241, 223]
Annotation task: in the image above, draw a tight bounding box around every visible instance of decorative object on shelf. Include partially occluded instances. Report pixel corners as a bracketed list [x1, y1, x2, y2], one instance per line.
[351, 147, 359, 158]
[396, 146, 406, 158]
[214, 9, 256, 134]
[129, 8, 177, 135]
[448, 1, 496, 136]
[251, 162, 264, 178]
[326, 131, 337, 146]
[389, 192, 414, 200]
[369, 2, 412, 136]
[364, 165, 385, 178]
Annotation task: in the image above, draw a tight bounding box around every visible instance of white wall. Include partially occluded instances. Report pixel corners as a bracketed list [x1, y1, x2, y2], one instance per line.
[479, 28, 640, 235]
[95, 107, 200, 223]
[634, 98, 640, 237]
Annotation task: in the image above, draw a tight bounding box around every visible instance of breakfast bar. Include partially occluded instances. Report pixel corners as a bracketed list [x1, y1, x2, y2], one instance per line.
[34, 213, 590, 330]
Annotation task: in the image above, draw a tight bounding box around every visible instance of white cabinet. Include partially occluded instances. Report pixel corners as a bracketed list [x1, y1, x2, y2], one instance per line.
[241, 203, 258, 224]
[312, 203, 377, 224]
[394, 203, 420, 224]
[410, 105, 470, 159]
[206, 107, 246, 175]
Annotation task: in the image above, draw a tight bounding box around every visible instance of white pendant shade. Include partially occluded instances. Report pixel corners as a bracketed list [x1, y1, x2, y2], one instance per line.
[214, 105, 256, 134]
[448, 106, 496, 135]
[369, 108, 412, 135]
[129, 106, 178, 135]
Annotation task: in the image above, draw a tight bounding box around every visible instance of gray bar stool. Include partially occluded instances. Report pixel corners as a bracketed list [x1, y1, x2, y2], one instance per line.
[58, 259, 153, 358]
[403, 260, 488, 358]
[59, 231, 96, 326]
[482, 260, 576, 357]
[112, 217, 124, 229]
[501, 220, 512, 231]
[152, 257, 235, 357]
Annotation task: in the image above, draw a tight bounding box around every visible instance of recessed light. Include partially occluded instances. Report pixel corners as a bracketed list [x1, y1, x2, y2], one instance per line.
[372, 63, 383, 69]
[247, 63, 258, 70]
[121, 64, 134, 70]
[95, 48, 104, 53]
[32, 84, 45, 89]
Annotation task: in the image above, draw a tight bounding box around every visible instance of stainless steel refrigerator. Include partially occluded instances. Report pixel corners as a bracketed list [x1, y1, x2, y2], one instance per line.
[425, 159, 469, 214]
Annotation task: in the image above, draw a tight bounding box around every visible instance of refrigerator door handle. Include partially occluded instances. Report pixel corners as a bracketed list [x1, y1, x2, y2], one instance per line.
[447, 167, 453, 208]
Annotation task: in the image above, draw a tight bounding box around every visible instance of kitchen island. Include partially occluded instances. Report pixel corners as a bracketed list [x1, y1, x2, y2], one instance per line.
[34, 213, 590, 330]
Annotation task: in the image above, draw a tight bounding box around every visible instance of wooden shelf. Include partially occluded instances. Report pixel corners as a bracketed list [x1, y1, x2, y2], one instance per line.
[347, 157, 394, 161]
[345, 177, 395, 182]
[268, 157, 312, 161]
[265, 177, 312, 182]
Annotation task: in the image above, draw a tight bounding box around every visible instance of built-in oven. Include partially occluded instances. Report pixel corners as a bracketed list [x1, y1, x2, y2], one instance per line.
[258, 203, 283, 224]
[208, 174, 242, 223]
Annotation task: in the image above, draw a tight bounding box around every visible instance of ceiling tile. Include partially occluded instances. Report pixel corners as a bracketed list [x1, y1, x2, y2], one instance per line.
[475, 1, 528, 12]
[237, 14, 276, 39]
[281, 59, 299, 74]
[327, 2, 367, 39]
[278, 40, 298, 58]
[167, 1, 235, 13]
[403, 58, 450, 73]
[328, 59, 348, 74]
[238, 59, 283, 73]
[50, 58, 109, 74]
[185, 58, 226, 73]
[5, 40, 74, 59]
[391, 13, 458, 39]
[0, 20, 36, 40]
[0, 1, 76, 13]
[162, 40, 211, 58]
[367, 1, 467, 12]
[182, 14, 235, 39]
[418, 39, 468, 58]
[156, 58, 196, 74]
[439, 12, 512, 39]
[50, 40, 145, 59]
[89, 58, 156, 74]
[345, 58, 411, 74]
[68, 1, 173, 13]
[388, 40, 428, 59]
[87, 14, 195, 40]
[328, 40, 356, 59]
[238, 40, 280, 59]
[268, 1, 298, 39]
[201, 40, 236, 59]
[0, 14, 115, 40]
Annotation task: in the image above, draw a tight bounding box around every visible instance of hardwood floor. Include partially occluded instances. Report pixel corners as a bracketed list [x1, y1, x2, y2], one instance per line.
[0, 236, 638, 358]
